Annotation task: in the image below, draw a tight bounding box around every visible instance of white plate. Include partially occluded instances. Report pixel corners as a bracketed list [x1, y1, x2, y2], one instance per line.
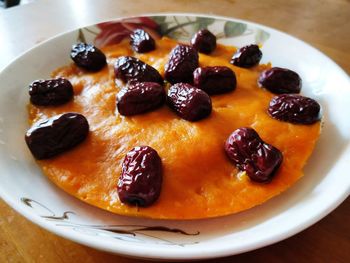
[0, 14, 349, 261]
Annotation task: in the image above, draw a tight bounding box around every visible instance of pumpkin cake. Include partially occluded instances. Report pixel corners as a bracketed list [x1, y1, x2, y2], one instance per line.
[27, 37, 321, 219]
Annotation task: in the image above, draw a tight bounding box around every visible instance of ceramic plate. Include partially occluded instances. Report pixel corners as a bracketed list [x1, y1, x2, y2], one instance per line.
[0, 14, 349, 261]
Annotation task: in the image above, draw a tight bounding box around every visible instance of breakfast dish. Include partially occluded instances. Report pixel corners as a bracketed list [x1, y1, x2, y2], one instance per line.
[25, 28, 321, 219]
[1, 14, 349, 260]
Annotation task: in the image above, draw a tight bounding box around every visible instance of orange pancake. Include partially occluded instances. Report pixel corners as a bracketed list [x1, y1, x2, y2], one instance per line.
[28, 37, 321, 219]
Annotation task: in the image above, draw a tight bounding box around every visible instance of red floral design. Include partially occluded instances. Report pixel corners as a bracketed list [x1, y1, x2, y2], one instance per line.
[95, 17, 161, 47]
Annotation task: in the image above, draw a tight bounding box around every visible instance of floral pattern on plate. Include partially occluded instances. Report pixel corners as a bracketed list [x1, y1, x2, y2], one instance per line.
[77, 15, 270, 46]
[21, 197, 199, 246]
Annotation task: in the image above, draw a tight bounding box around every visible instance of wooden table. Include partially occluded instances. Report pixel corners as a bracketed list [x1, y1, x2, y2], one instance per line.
[1, 0, 349, 262]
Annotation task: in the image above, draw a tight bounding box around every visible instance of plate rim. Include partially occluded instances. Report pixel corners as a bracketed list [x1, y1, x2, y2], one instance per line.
[0, 12, 349, 260]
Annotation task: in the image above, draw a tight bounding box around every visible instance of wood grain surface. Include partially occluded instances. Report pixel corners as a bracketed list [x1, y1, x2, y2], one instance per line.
[0, 0, 349, 262]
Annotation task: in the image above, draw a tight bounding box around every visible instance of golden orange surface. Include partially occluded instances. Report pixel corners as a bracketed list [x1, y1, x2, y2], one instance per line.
[28, 37, 321, 219]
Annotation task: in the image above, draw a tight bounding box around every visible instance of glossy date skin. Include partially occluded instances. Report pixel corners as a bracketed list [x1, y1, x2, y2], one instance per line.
[118, 146, 162, 207]
[230, 44, 262, 68]
[117, 82, 165, 116]
[114, 56, 163, 85]
[225, 127, 283, 183]
[25, 113, 89, 160]
[190, 29, 217, 54]
[29, 78, 73, 106]
[70, 43, 106, 71]
[193, 66, 236, 95]
[164, 44, 199, 84]
[258, 67, 302, 94]
[268, 94, 321, 124]
[130, 29, 156, 53]
[167, 83, 212, 121]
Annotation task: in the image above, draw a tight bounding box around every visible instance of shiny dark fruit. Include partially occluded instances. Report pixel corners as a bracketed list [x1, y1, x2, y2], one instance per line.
[258, 67, 302, 94]
[114, 56, 163, 85]
[130, 29, 156, 53]
[164, 45, 199, 84]
[118, 146, 162, 207]
[225, 127, 283, 183]
[230, 44, 262, 68]
[167, 83, 212, 121]
[70, 43, 107, 71]
[25, 113, 89, 160]
[190, 29, 217, 54]
[268, 94, 321, 124]
[117, 82, 165, 116]
[29, 78, 74, 106]
[193, 66, 236, 95]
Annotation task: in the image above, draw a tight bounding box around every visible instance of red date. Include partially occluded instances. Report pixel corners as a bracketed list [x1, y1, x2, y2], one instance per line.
[29, 78, 73, 106]
[225, 127, 283, 183]
[118, 146, 162, 207]
[167, 83, 212, 121]
[70, 43, 106, 71]
[193, 66, 236, 95]
[114, 56, 163, 85]
[130, 29, 156, 53]
[190, 29, 217, 54]
[258, 67, 301, 94]
[268, 94, 321, 124]
[164, 45, 199, 84]
[230, 44, 262, 68]
[25, 113, 89, 160]
[117, 82, 165, 116]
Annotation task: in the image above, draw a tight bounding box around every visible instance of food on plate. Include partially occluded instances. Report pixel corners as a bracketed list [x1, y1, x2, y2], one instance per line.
[70, 43, 107, 71]
[117, 82, 166, 116]
[268, 94, 321, 124]
[114, 56, 163, 84]
[117, 146, 163, 207]
[130, 29, 156, 53]
[29, 78, 73, 106]
[25, 113, 89, 160]
[25, 27, 321, 219]
[225, 127, 283, 183]
[167, 82, 212, 121]
[258, 67, 302, 94]
[193, 66, 236, 95]
[164, 44, 199, 84]
[190, 29, 217, 54]
[230, 44, 262, 68]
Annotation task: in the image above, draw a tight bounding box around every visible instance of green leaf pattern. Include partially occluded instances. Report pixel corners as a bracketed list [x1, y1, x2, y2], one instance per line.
[224, 21, 247, 37]
[194, 17, 215, 31]
[77, 29, 86, 43]
[150, 16, 270, 45]
[255, 29, 270, 44]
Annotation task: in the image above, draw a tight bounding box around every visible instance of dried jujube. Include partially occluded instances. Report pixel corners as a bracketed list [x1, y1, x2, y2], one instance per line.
[117, 82, 165, 116]
[225, 127, 283, 183]
[114, 56, 163, 85]
[258, 67, 301, 94]
[167, 83, 212, 121]
[268, 94, 321, 124]
[29, 78, 73, 106]
[25, 113, 89, 160]
[190, 29, 217, 54]
[230, 44, 262, 68]
[164, 44, 199, 84]
[130, 29, 156, 53]
[117, 146, 162, 207]
[193, 66, 236, 95]
[70, 43, 106, 71]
